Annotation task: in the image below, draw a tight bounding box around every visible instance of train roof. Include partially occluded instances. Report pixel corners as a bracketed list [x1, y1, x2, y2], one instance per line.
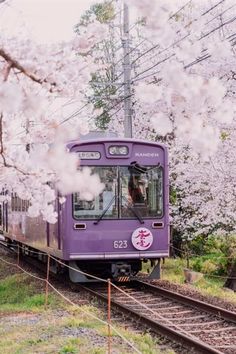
[67, 131, 167, 151]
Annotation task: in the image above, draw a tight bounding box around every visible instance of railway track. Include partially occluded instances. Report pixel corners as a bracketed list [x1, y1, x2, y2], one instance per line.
[79, 280, 236, 354]
[1, 242, 236, 353]
[0, 240, 16, 254]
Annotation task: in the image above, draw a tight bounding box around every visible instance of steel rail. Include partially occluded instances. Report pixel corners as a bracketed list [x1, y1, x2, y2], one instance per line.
[79, 283, 224, 354]
[0, 240, 16, 254]
[134, 280, 236, 324]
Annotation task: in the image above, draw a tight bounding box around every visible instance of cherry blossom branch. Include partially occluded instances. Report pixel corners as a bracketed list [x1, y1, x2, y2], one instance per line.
[3, 63, 13, 81]
[0, 113, 29, 175]
[0, 48, 57, 90]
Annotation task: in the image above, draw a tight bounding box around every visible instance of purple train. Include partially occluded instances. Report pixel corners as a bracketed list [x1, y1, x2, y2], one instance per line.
[1, 135, 169, 282]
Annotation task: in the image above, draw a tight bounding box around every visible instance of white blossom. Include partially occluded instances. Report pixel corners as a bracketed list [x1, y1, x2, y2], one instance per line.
[0, 82, 23, 113]
[151, 113, 172, 136]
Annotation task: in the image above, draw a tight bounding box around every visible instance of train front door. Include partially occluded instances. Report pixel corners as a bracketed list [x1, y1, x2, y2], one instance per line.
[47, 222, 60, 249]
[46, 198, 61, 250]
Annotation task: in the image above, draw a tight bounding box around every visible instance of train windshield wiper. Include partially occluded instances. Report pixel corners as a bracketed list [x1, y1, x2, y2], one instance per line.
[94, 196, 116, 225]
[121, 196, 144, 224]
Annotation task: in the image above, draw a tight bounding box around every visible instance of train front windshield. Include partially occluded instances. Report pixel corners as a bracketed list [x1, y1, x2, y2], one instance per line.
[73, 166, 163, 220]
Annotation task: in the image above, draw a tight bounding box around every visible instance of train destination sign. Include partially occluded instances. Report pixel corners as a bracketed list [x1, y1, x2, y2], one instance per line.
[135, 152, 159, 158]
[78, 151, 101, 160]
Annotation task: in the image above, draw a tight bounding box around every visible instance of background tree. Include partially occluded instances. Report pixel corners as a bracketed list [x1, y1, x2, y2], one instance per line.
[78, 0, 236, 288]
[129, 0, 236, 289]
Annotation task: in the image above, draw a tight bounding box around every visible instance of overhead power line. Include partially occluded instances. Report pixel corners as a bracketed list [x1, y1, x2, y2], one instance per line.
[200, 15, 236, 40]
[130, 0, 234, 79]
[61, 0, 235, 127]
[169, 0, 193, 20]
[201, 0, 226, 16]
[132, 10, 236, 83]
[205, 3, 236, 25]
[132, 54, 175, 82]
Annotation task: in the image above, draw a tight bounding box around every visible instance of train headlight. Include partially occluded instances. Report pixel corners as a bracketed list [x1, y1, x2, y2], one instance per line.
[109, 145, 128, 156]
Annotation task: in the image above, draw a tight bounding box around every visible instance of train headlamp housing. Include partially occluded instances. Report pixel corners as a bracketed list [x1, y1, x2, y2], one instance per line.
[109, 145, 129, 156]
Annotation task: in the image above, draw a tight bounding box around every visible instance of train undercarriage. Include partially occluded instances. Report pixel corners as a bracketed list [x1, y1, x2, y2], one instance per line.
[3, 237, 161, 282]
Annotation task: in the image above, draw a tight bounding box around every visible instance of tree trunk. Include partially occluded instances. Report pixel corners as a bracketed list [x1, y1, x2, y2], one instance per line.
[170, 228, 182, 257]
[224, 263, 236, 291]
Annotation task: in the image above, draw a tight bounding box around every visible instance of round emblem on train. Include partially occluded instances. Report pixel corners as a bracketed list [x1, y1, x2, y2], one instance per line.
[131, 227, 153, 250]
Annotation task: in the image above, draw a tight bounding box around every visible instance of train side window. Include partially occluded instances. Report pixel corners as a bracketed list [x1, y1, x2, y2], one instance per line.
[0, 205, 2, 226]
[11, 193, 16, 212]
[17, 197, 21, 212]
[11, 194, 24, 212]
[23, 200, 30, 212]
[26, 200, 30, 211]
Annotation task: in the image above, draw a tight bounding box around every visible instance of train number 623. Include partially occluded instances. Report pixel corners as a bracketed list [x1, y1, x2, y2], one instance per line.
[113, 240, 128, 249]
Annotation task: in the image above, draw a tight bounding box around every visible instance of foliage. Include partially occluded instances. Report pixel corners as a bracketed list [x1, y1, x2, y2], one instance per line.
[75, 1, 115, 28]
[191, 254, 227, 276]
[172, 234, 236, 276]
[192, 234, 236, 263]
[90, 72, 117, 130]
[188, 235, 207, 255]
[75, 1, 119, 130]
[169, 186, 177, 205]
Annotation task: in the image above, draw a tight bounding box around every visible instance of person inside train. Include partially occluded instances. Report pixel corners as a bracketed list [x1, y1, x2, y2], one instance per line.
[128, 174, 145, 204]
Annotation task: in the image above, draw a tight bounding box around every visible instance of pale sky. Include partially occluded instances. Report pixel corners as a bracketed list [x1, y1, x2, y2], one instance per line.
[1, 0, 96, 43]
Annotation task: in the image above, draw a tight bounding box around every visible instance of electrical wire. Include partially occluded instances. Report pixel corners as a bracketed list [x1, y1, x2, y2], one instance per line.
[201, 0, 226, 16]
[169, 0, 193, 20]
[60, 0, 236, 126]
[132, 54, 175, 82]
[205, 3, 236, 25]
[132, 20, 235, 82]
[60, 1, 197, 124]
[130, 0, 235, 82]
[200, 15, 236, 40]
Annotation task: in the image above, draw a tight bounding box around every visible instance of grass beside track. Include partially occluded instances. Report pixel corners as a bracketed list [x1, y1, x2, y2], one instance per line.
[0, 255, 174, 354]
[0, 273, 58, 313]
[159, 258, 236, 304]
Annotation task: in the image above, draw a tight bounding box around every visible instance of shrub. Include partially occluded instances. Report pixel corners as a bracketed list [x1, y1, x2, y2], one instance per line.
[190, 235, 208, 255]
[201, 260, 218, 274]
[191, 254, 228, 276]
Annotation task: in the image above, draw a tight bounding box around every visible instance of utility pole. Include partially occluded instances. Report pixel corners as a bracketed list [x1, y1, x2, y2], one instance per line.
[122, 2, 132, 138]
